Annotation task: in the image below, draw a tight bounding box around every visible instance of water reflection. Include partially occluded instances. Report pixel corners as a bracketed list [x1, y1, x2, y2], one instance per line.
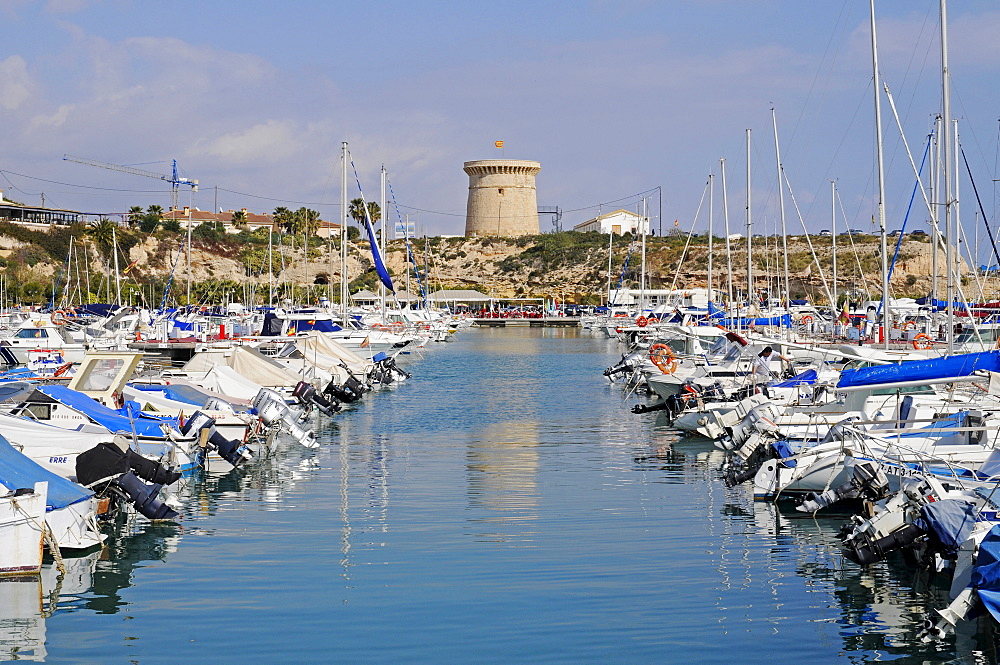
[726, 496, 999, 663]
[0, 574, 48, 661]
[466, 421, 540, 543]
[86, 517, 181, 615]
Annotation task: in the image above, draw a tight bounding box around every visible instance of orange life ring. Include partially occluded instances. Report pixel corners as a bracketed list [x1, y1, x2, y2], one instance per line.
[902, 320, 917, 330]
[912, 333, 932, 350]
[801, 315, 813, 325]
[636, 316, 648, 328]
[390, 322, 405, 332]
[649, 343, 678, 374]
[613, 313, 627, 318]
[370, 323, 386, 330]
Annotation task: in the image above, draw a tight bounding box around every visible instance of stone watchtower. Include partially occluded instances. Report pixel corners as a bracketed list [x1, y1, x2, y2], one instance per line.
[463, 160, 541, 237]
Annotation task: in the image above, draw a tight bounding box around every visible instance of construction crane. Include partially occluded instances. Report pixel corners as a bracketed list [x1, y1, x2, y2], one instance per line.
[64, 154, 198, 211]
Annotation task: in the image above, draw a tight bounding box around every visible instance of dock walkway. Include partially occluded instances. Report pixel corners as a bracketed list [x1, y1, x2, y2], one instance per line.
[473, 317, 580, 328]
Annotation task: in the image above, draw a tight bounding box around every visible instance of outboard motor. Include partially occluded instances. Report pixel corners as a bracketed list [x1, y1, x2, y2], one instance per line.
[374, 353, 411, 383]
[293, 381, 340, 417]
[75, 442, 179, 520]
[604, 350, 645, 380]
[76, 440, 182, 486]
[839, 475, 949, 565]
[326, 374, 366, 403]
[252, 388, 318, 449]
[202, 396, 237, 414]
[112, 471, 180, 521]
[181, 411, 254, 468]
[796, 461, 890, 513]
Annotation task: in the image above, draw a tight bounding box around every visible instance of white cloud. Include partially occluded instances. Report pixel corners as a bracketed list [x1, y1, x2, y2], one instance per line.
[195, 119, 303, 164]
[27, 103, 73, 130]
[0, 55, 32, 110]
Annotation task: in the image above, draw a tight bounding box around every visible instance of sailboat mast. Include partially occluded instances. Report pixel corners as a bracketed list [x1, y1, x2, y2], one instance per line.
[941, 0, 955, 353]
[341, 142, 349, 319]
[707, 174, 714, 307]
[745, 129, 753, 314]
[771, 109, 791, 309]
[112, 225, 122, 306]
[380, 165, 387, 322]
[870, 0, 890, 349]
[931, 117, 940, 305]
[721, 158, 734, 307]
[639, 198, 647, 314]
[831, 181, 838, 321]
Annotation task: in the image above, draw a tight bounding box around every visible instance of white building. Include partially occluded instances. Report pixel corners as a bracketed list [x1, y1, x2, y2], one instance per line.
[608, 288, 713, 309]
[573, 209, 649, 235]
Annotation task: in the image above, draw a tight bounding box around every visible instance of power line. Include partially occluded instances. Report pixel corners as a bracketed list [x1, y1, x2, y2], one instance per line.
[1, 166, 664, 223]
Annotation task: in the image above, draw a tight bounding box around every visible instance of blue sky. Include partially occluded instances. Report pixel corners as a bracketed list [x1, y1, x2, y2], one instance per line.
[1, 0, 999, 247]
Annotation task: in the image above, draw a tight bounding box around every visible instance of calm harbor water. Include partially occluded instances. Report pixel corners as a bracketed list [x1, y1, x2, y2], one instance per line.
[7, 327, 998, 663]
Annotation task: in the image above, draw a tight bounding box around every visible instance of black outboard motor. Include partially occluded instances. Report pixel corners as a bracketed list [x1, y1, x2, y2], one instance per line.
[842, 523, 924, 566]
[76, 441, 181, 486]
[111, 471, 179, 521]
[76, 443, 179, 520]
[293, 380, 340, 417]
[796, 461, 890, 513]
[368, 352, 410, 385]
[181, 411, 253, 468]
[326, 374, 366, 403]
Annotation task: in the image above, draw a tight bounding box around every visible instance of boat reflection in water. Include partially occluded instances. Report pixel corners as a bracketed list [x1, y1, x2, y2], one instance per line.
[0, 547, 105, 661]
[84, 518, 182, 616]
[742, 499, 999, 663]
[0, 440, 323, 660]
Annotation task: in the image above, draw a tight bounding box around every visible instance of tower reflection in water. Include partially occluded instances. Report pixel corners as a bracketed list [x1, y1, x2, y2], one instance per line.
[466, 421, 540, 544]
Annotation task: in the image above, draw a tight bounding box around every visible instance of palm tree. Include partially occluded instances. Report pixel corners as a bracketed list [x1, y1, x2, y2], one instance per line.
[348, 198, 380, 232]
[273, 206, 294, 234]
[348, 198, 366, 226]
[146, 204, 163, 222]
[87, 218, 117, 257]
[127, 206, 144, 226]
[295, 207, 320, 237]
[232, 209, 248, 229]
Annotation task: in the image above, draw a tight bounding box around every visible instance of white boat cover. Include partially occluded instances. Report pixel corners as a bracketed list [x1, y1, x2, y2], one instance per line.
[183, 347, 301, 388]
[296, 331, 370, 374]
[197, 366, 268, 400]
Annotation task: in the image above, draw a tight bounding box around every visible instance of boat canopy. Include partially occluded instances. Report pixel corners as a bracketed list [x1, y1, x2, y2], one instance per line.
[36, 384, 180, 437]
[184, 347, 301, 388]
[295, 331, 369, 375]
[972, 524, 1000, 623]
[836, 350, 1000, 388]
[771, 369, 817, 388]
[0, 433, 92, 510]
[709, 314, 793, 328]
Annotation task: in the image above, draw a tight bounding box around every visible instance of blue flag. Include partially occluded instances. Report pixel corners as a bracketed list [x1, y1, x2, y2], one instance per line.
[364, 218, 394, 293]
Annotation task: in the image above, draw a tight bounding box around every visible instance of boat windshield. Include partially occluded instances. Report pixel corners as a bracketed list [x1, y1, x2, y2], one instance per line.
[15, 328, 48, 339]
[956, 328, 999, 344]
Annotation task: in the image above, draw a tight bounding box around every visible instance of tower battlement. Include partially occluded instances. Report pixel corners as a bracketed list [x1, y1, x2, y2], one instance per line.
[464, 159, 541, 237]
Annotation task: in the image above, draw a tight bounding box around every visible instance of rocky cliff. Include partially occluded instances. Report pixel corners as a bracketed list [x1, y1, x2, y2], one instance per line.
[0, 222, 968, 305]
